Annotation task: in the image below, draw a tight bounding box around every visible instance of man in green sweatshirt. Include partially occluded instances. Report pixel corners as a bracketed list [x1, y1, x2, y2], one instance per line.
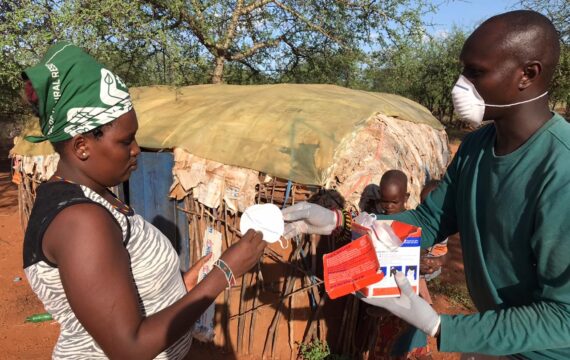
[282, 10, 568, 359]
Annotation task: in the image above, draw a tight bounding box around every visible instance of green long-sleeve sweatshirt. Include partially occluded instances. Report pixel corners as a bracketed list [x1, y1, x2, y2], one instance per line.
[386, 113, 570, 359]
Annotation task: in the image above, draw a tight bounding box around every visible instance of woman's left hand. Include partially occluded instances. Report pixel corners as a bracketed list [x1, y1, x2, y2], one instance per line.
[183, 253, 212, 291]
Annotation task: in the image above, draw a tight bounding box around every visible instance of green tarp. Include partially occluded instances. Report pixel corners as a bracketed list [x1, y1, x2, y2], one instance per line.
[12, 84, 442, 185]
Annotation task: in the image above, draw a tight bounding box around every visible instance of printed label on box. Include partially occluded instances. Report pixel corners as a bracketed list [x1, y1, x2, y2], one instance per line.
[353, 221, 421, 298]
[323, 234, 384, 299]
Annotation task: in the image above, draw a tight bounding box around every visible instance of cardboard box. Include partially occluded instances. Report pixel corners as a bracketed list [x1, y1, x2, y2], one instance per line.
[354, 220, 421, 298]
[322, 232, 384, 299]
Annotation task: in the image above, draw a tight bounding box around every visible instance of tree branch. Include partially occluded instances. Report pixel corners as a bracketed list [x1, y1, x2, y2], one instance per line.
[272, 1, 344, 45]
[144, 0, 218, 54]
[281, 38, 304, 72]
[241, 0, 274, 14]
[190, 0, 206, 27]
[237, 59, 261, 75]
[229, 36, 284, 61]
[43, 0, 59, 42]
[221, 0, 244, 50]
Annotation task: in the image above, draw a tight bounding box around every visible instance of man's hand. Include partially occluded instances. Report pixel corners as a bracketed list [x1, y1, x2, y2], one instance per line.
[183, 253, 212, 292]
[357, 271, 441, 337]
[281, 202, 338, 239]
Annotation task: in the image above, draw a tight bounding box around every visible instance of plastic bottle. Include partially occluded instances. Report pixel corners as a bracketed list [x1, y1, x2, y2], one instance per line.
[25, 313, 53, 323]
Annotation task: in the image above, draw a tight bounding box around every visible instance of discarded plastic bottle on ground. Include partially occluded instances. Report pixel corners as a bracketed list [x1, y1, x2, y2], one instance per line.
[25, 312, 53, 323]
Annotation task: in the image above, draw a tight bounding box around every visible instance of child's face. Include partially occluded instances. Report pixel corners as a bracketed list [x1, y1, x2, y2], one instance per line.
[378, 183, 408, 215]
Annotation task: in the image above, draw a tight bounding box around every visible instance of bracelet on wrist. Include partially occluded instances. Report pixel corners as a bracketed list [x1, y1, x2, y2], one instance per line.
[340, 209, 353, 242]
[213, 258, 236, 288]
[342, 209, 353, 232]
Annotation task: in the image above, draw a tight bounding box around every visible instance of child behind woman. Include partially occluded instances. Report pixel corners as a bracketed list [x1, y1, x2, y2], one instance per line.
[368, 170, 431, 360]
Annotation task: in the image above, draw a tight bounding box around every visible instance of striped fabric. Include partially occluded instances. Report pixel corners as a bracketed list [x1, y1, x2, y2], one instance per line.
[25, 184, 192, 359]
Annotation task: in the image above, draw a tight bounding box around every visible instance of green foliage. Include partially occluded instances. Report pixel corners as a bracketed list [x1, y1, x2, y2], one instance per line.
[0, 0, 211, 88]
[277, 47, 368, 88]
[299, 340, 330, 360]
[0, 0, 434, 86]
[143, 0, 433, 84]
[550, 44, 570, 116]
[298, 340, 350, 360]
[366, 28, 467, 123]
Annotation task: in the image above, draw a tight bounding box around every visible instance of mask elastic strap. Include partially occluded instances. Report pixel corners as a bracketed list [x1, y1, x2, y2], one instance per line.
[279, 237, 289, 249]
[485, 91, 548, 108]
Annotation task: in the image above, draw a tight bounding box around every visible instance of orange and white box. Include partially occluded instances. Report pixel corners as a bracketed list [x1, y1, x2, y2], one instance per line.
[322, 233, 383, 300]
[353, 220, 421, 298]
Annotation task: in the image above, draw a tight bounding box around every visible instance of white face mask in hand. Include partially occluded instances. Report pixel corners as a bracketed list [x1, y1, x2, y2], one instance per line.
[451, 75, 548, 127]
[241, 204, 287, 248]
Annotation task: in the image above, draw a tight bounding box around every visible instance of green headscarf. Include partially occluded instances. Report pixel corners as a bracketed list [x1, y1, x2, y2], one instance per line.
[23, 42, 132, 143]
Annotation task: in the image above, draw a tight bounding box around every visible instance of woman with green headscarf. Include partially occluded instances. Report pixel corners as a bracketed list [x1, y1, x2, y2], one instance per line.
[22, 42, 266, 359]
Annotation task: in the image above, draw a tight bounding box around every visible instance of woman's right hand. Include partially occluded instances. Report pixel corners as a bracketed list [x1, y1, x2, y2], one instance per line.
[220, 229, 266, 278]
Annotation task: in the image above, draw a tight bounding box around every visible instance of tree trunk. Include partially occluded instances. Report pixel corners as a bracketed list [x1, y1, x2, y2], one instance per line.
[446, 107, 454, 125]
[212, 57, 225, 84]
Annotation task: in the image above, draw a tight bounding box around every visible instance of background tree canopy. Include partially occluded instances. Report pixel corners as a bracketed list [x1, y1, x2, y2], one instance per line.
[0, 0, 567, 133]
[0, 0, 431, 85]
[365, 27, 467, 123]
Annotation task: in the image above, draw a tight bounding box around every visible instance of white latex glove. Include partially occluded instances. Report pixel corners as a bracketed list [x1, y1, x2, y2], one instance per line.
[357, 271, 441, 337]
[281, 202, 338, 239]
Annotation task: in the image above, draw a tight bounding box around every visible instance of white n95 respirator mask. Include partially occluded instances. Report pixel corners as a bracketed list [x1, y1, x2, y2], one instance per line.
[451, 75, 548, 127]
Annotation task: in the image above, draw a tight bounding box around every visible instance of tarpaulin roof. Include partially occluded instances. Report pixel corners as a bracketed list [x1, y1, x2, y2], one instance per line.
[11, 84, 443, 185]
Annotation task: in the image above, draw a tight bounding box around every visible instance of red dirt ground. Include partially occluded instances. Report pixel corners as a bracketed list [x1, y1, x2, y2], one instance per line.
[0, 139, 470, 359]
[0, 168, 59, 359]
